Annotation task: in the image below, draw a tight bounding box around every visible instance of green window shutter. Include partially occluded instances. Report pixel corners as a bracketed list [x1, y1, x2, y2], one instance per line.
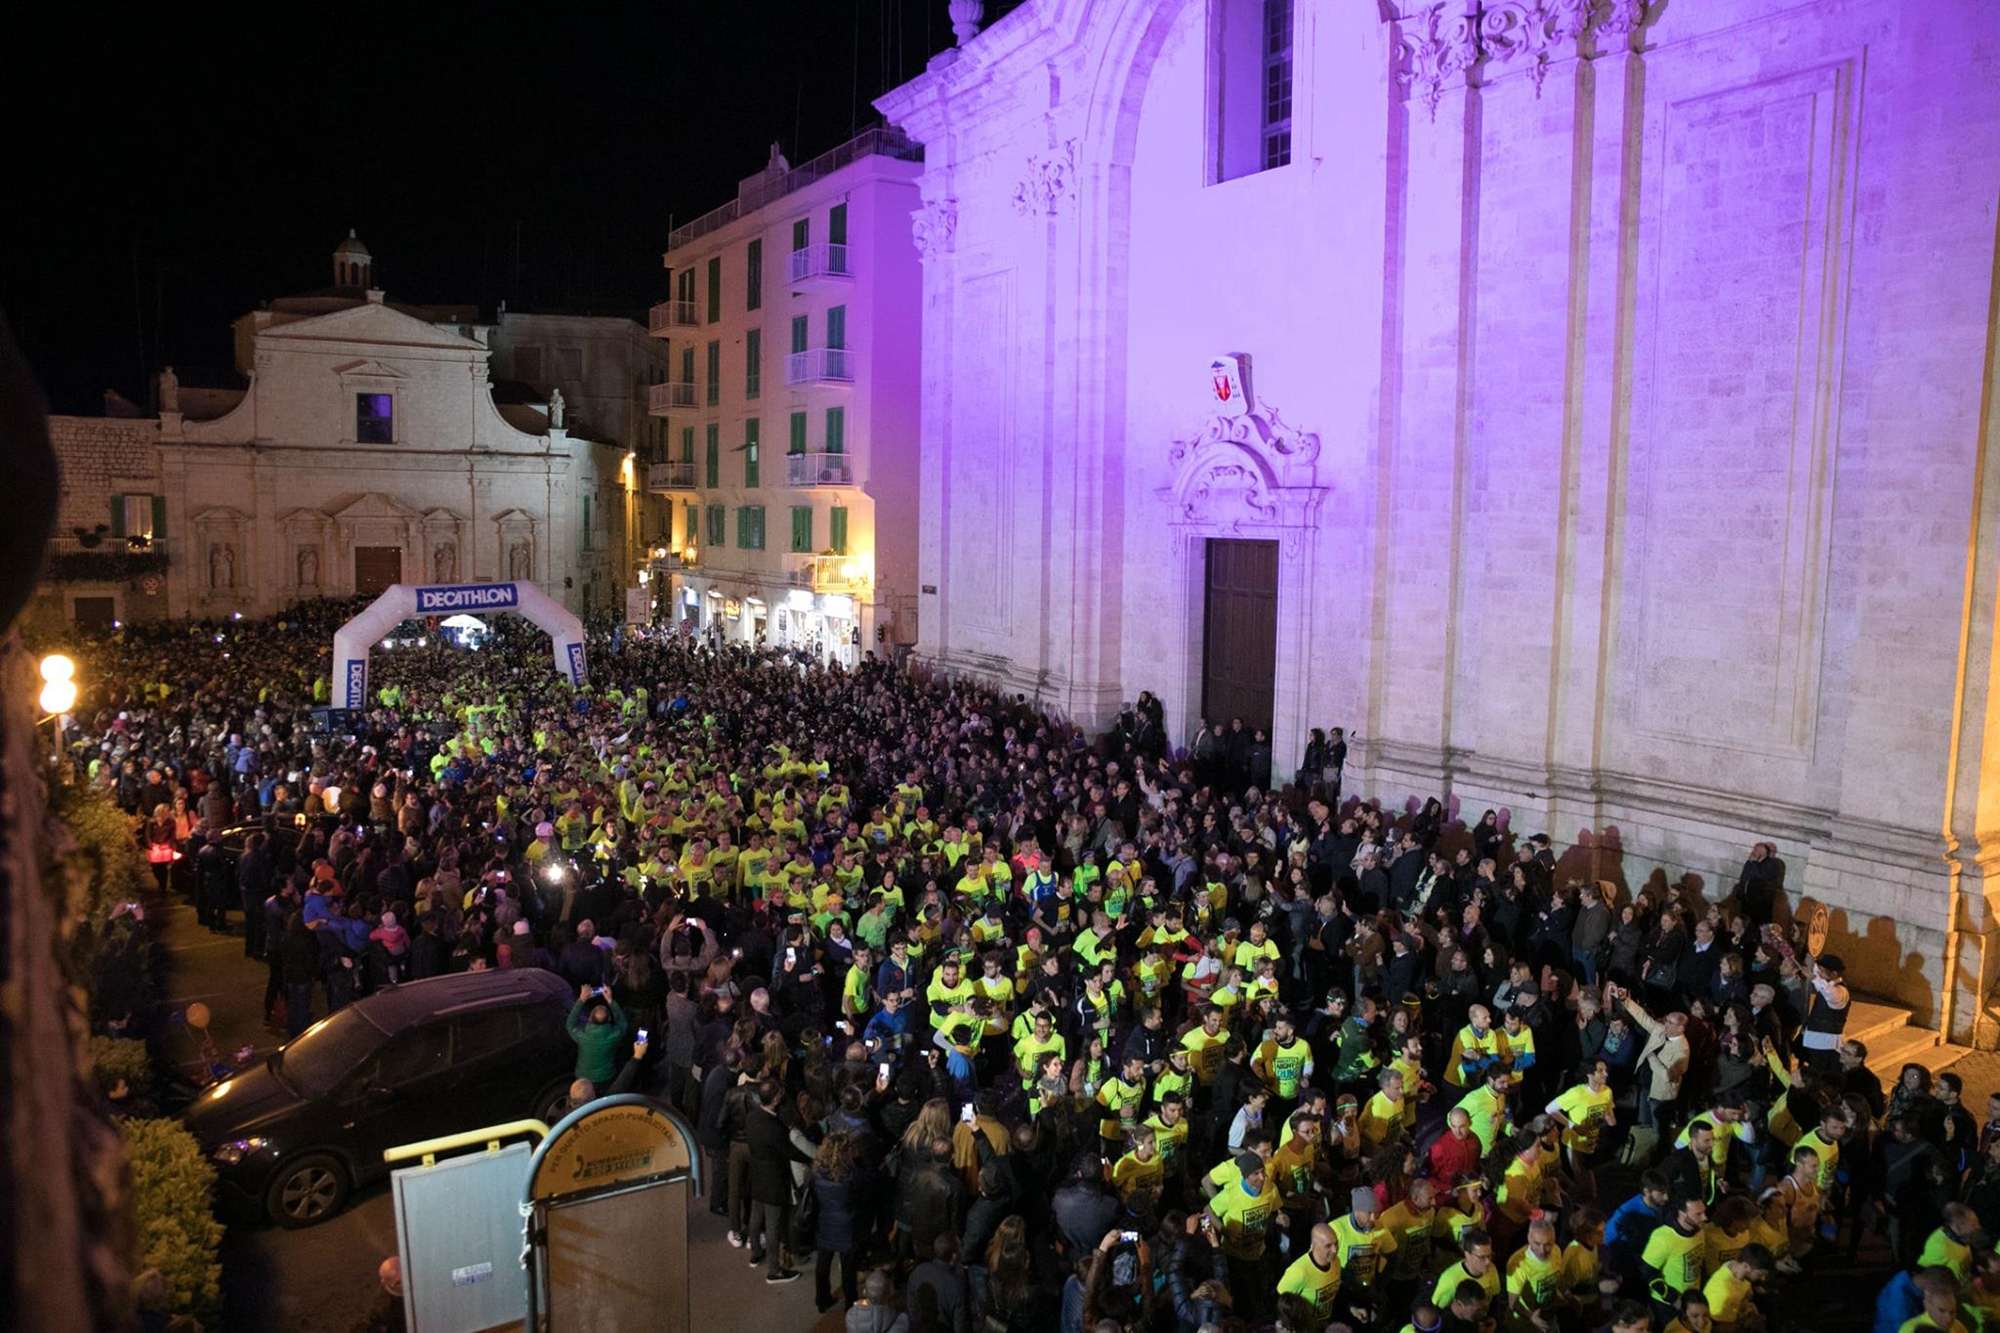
[789, 411, 807, 455]
[790, 315, 808, 355]
[745, 328, 761, 400]
[827, 305, 846, 350]
[705, 424, 719, 487]
[680, 346, 694, 383]
[110, 494, 126, 537]
[829, 203, 848, 246]
[791, 505, 813, 553]
[792, 217, 809, 251]
[680, 426, 694, 462]
[753, 506, 766, 549]
[151, 494, 167, 539]
[706, 256, 721, 323]
[745, 419, 761, 487]
[826, 406, 845, 454]
[746, 239, 762, 311]
[706, 341, 720, 406]
[830, 506, 848, 555]
[708, 504, 725, 548]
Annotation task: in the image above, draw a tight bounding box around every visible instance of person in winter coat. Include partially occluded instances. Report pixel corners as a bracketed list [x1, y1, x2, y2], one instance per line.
[696, 1050, 744, 1219]
[565, 984, 627, 1086]
[812, 1132, 869, 1312]
[902, 1139, 969, 1267]
[745, 1080, 813, 1282]
[846, 1270, 910, 1333]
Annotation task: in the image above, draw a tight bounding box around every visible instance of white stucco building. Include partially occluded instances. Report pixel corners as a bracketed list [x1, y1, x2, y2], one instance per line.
[878, 0, 2000, 1035]
[643, 132, 925, 663]
[38, 234, 664, 625]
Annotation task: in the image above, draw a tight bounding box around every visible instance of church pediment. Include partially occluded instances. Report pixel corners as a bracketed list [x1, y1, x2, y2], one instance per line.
[330, 358, 408, 380]
[331, 492, 422, 522]
[258, 300, 480, 352]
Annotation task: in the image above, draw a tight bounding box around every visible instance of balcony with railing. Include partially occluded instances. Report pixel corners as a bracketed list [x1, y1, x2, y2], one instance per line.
[44, 534, 171, 583]
[647, 300, 699, 335]
[645, 460, 698, 492]
[787, 553, 871, 595]
[786, 347, 853, 386]
[667, 126, 923, 253]
[646, 381, 698, 415]
[786, 451, 853, 487]
[789, 243, 851, 283]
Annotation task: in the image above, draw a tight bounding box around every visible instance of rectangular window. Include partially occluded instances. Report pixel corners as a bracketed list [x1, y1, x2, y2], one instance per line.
[680, 346, 695, 386]
[790, 314, 808, 356]
[356, 392, 393, 443]
[706, 256, 722, 324]
[825, 406, 845, 454]
[790, 505, 814, 553]
[746, 239, 762, 311]
[683, 501, 697, 545]
[705, 341, 720, 406]
[676, 268, 696, 305]
[744, 419, 761, 487]
[704, 423, 720, 488]
[826, 305, 847, 350]
[788, 411, 807, 455]
[1262, 0, 1294, 170]
[1213, 0, 1292, 182]
[680, 426, 694, 462]
[706, 503, 725, 548]
[581, 495, 593, 551]
[829, 203, 848, 246]
[736, 505, 766, 550]
[792, 217, 809, 251]
[745, 328, 761, 400]
[829, 506, 848, 555]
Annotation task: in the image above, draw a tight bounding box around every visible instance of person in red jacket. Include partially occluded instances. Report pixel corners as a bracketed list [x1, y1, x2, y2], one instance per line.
[1429, 1106, 1483, 1191]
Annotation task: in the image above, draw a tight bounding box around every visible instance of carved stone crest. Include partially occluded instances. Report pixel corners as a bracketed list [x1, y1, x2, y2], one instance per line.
[1011, 140, 1080, 217]
[910, 200, 958, 262]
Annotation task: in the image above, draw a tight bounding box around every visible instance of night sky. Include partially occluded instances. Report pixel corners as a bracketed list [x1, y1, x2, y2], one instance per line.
[2, 1, 1009, 415]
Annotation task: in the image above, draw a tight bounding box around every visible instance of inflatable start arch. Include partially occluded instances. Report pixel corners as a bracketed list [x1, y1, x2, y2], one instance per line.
[332, 581, 586, 710]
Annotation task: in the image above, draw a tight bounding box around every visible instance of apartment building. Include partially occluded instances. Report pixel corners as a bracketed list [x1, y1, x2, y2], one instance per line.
[645, 129, 922, 663]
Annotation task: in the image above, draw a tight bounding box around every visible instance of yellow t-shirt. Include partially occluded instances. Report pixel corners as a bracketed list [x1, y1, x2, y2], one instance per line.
[1181, 1027, 1230, 1085]
[1209, 1177, 1280, 1260]
[1552, 1082, 1614, 1154]
[1277, 1253, 1342, 1320]
[1112, 1149, 1164, 1203]
[1642, 1224, 1707, 1297]
[1704, 1266, 1755, 1325]
[1506, 1245, 1566, 1310]
[1431, 1259, 1501, 1310]
[1331, 1214, 1398, 1289]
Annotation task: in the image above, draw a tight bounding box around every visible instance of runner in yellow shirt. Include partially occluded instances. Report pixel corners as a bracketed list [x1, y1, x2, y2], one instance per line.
[1547, 1060, 1617, 1171]
[1505, 1217, 1567, 1325]
[1701, 1244, 1771, 1331]
[1276, 1223, 1343, 1322]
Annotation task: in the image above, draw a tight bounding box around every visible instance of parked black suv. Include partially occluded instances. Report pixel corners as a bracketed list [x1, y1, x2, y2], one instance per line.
[184, 968, 576, 1226]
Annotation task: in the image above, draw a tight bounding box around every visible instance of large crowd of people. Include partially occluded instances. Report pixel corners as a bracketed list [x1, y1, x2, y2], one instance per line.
[52, 600, 2000, 1333]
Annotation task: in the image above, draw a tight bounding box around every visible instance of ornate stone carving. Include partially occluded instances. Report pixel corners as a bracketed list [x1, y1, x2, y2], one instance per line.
[1167, 405, 1322, 475]
[1162, 398, 1325, 535]
[1393, 4, 1481, 119]
[910, 200, 958, 262]
[1011, 140, 1079, 217]
[1480, 0, 1595, 93]
[1389, 0, 1654, 115]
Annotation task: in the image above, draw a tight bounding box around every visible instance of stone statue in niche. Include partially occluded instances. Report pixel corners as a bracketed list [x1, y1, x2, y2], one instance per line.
[296, 545, 319, 588]
[433, 541, 457, 583]
[508, 539, 532, 582]
[209, 541, 236, 589]
[549, 388, 565, 430]
[157, 365, 179, 413]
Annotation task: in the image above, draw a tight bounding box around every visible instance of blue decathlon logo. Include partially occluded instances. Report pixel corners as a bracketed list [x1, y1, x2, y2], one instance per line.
[415, 583, 521, 613]
[565, 641, 587, 685]
[344, 659, 368, 708]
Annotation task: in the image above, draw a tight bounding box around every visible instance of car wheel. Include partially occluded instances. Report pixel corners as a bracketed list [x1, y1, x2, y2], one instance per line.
[531, 1078, 572, 1125]
[266, 1153, 348, 1228]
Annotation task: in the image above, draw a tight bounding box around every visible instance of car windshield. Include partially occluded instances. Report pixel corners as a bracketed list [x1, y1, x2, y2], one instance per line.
[271, 1006, 388, 1099]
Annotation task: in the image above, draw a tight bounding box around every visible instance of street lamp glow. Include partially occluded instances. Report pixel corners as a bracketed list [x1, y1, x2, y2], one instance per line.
[38, 653, 75, 684]
[39, 678, 77, 715]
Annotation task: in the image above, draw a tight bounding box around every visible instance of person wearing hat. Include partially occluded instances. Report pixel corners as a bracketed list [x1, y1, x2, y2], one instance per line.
[1331, 1184, 1400, 1323]
[1205, 1150, 1281, 1319]
[1799, 952, 1851, 1073]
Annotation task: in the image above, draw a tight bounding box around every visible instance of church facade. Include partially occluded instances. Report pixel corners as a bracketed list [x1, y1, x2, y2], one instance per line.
[40, 235, 654, 627]
[877, 0, 2000, 1033]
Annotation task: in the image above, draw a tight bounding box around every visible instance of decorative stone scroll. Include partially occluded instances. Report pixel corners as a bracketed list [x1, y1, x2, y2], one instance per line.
[1388, 0, 1655, 117]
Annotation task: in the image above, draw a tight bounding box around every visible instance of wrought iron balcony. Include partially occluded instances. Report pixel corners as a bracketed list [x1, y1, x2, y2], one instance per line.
[787, 553, 871, 594]
[645, 460, 698, 492]
[785, 347, 853, 385]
